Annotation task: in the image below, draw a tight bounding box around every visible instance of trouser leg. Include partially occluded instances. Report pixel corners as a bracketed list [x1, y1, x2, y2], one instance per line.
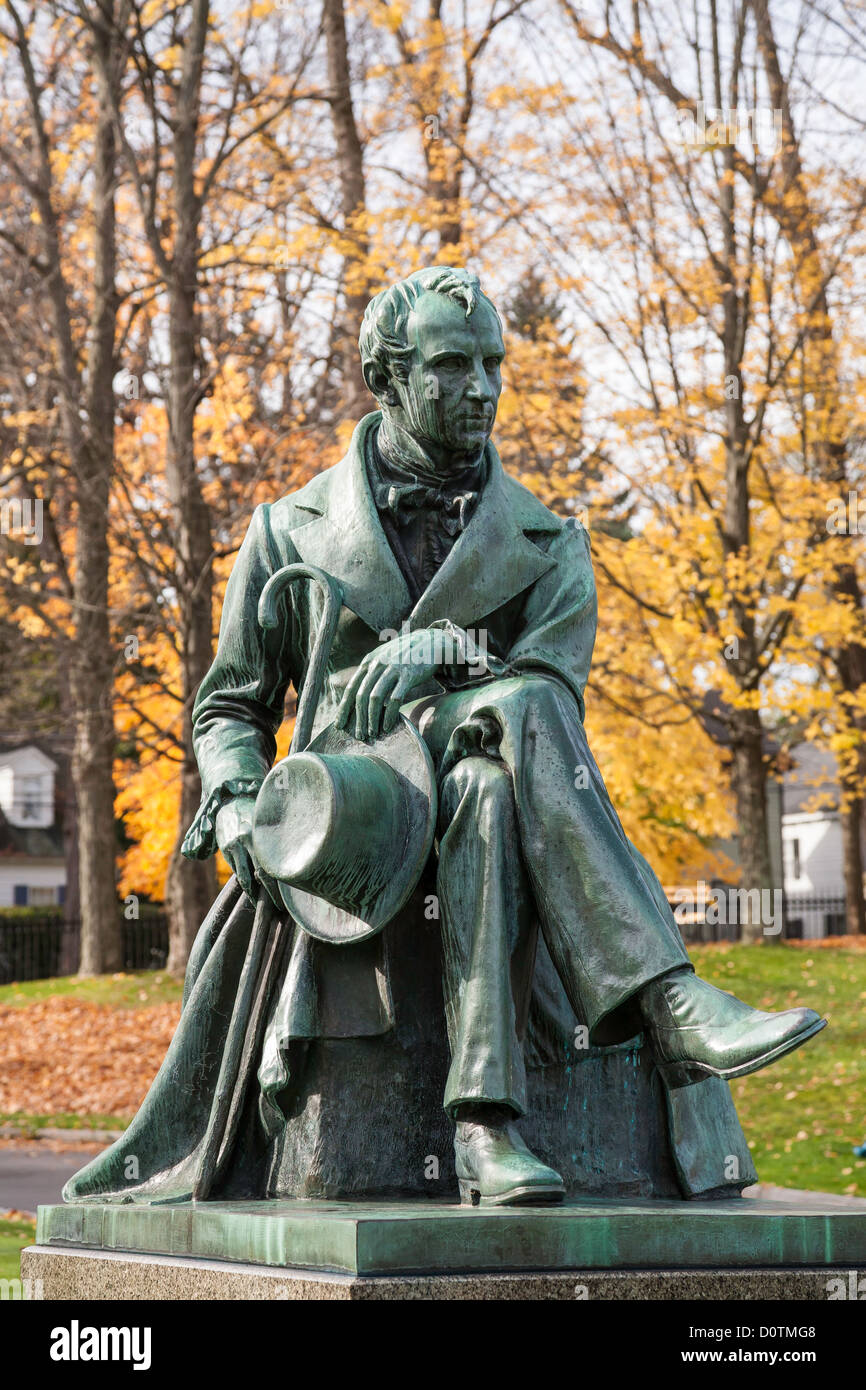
[411, 673, 691, 1047]
[436, 755, 536, 1117]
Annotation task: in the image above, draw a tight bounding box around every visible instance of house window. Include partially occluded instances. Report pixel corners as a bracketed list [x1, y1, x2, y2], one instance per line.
[27, 886, 58, 907]
[790, 838, 801, 879]
[18, 774, 43, 820]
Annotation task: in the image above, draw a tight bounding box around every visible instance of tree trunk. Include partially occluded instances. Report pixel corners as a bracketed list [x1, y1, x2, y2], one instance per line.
[73, 18, 122, 975]
[162, 216, 217, 974]
[730, 713, 774, 943]
[58, 714, 81, 975]
[716, 96, 775, 945]
[841, 787, 866, 936]
[323, 0, 369, 418]
[56, 665, 80, 930]
[830, 562, 866, 938]
[163, 0, 217, 974]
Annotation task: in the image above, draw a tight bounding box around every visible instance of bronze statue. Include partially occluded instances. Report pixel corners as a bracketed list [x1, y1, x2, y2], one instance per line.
[65, 267, 825, 1208]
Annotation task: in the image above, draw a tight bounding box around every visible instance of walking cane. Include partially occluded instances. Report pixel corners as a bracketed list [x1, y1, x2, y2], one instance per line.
[191, 564, 343, 1200]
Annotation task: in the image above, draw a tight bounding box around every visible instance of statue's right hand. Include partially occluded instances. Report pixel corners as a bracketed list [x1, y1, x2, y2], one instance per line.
[214, 794, 259, 898]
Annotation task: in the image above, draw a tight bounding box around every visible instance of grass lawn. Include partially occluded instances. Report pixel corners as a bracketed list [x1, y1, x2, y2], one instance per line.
[0, 1111, 128, 1134]
[690, 941, 866, 1196]
[0, 970, 183, 1010]
[0, 1216, 36, 1286]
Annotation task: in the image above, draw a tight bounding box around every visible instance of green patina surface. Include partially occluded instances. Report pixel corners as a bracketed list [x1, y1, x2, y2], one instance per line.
[37, 1198, 866, 1276]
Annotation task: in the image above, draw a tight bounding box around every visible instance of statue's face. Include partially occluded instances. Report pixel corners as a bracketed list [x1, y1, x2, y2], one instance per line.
[390, 291, 505, 465]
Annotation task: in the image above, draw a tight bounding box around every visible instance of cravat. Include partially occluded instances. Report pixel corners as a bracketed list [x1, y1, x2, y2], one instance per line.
[366, 427, 487, 595]
[375, 479, 479, 536]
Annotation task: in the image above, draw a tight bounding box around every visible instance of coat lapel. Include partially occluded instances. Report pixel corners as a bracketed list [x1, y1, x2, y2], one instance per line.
[287, 412, 562, 635]
[287, 415, 412, 633]
[409, 448, 560, 630]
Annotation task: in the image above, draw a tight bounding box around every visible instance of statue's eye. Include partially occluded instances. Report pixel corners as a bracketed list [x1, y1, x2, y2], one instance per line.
[484, 358, 502, 373]
[437, 356, 464, 370]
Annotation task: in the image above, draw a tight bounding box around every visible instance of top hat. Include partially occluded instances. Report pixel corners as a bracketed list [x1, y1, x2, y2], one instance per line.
[252, 717, 436, 945]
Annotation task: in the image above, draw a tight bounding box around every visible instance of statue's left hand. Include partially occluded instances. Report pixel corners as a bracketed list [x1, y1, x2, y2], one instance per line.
[336, 627, 457, 742]
[215, 794, 259, 897]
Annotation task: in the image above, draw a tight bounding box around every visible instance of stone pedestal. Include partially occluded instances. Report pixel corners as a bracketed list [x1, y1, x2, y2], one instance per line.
[24, 1195, 866, 1299]
[21, 1246, 864, 1301]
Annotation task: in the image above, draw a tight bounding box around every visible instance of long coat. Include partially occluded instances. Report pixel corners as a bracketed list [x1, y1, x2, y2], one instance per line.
[63, 413, 756, 1203]
[182, 411, 597, 1049]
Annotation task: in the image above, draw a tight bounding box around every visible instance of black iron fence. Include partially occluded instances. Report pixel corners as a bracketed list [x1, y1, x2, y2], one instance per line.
[674, 913, 740, 946]
[672, 889, 850, 944]
[783, 894, 847, 940]
[0, 913, 169, 984]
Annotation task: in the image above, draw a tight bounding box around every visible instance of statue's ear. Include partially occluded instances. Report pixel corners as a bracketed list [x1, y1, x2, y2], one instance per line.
[363, 360, 400, 406]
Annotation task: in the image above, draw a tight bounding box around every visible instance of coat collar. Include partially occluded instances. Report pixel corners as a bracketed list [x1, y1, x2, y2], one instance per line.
[285, 412, 560, 634]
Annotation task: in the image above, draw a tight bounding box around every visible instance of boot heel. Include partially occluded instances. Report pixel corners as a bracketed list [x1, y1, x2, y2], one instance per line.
[655, 1056, 711, 1090]
[458, 1179, 480, 1206]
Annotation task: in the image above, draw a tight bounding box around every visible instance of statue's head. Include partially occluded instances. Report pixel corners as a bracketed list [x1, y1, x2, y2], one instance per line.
[359, 266, 504, 467]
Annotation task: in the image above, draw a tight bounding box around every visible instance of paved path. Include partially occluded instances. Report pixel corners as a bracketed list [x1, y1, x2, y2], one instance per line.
[743, 1182, 866, 1208]
[0, 1145, 100, 1216]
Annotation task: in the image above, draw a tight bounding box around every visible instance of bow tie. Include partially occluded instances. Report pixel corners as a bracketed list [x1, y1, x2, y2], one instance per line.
[377, 481, 479, 536]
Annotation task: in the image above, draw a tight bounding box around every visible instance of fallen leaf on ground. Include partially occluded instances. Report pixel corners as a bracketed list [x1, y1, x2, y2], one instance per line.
[0, 996, 180, 1119]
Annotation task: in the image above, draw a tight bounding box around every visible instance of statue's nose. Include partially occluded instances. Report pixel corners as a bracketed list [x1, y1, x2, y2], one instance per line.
[466, 361, 494, 402]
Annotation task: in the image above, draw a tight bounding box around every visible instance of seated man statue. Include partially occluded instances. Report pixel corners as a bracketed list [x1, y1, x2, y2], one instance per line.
[176, 266, 824, 1206]
[64, 265, 826, 1212]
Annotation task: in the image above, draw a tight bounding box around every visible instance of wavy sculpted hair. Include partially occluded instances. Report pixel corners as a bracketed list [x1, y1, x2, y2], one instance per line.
[359, 266, 497, 390]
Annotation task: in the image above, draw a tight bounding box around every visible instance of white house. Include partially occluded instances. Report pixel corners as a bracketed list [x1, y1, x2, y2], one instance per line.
[0, 744, 67, 908]
[782, 743, 854, 938]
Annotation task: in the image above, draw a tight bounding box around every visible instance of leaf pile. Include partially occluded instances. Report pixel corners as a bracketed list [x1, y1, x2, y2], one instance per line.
[0, 995, 180, 1119]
